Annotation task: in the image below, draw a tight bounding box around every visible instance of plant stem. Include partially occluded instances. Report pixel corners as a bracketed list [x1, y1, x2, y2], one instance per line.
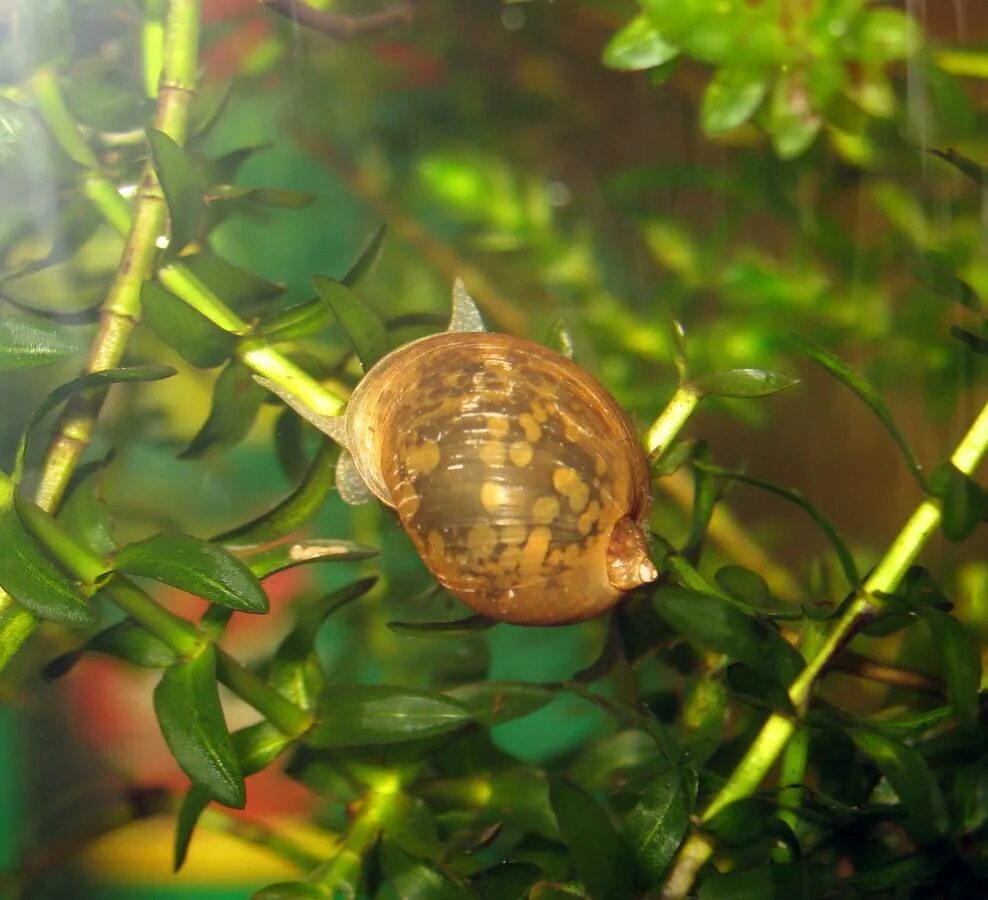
[661, 399, 988, 899]
[645, 383, 701, 459]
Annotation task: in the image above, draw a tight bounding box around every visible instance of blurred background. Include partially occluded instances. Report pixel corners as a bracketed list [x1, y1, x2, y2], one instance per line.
[1, 0, 987, 896]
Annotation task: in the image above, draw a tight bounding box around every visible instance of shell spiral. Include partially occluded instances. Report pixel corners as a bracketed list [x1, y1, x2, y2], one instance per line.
[344, 331, 655, 625]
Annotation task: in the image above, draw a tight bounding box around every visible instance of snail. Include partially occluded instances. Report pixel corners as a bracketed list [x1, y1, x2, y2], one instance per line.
[260, 281, 656, 625]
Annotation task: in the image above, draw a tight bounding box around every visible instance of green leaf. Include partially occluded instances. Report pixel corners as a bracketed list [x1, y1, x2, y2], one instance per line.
[115, 533, 268, 613]
[173, 786, 209, 872]
[845, 852, 944, 891]
[232, 720, 293, 776]
[692, 368, 798, 399]
[244, 538, 378, 580]
[58, 457, 116, 558]
[343, 224, 388, 287]
[253, 884, 332, 900]
[930, 463, 986, 542]
[793, 335, 925, 490]
[179, 361, 267, 459]
[381, 792, 442, 860]
[923, 609, 980, 725]
[0, 96, 48, 165]
[654, 587, 803, 685]
[446, 681, 557, 726]
[177, 251, 284, 315]
[698, 862, 831, 899]
[700, 67, 769, 135]
[853, 9, 922, 63]
[0, 482, 96, 627]
[603, 14, 679, 72]
[848, 728, 947, 842]
[388, 615, 496, 638]
[471, 862, 542, 900]
[312, 276, 387, 371]
[624, 767, 695, 884]
[43, 618, 177, 681]
[214, 440, 338, 546]
[306, 684, 473, 748]
[142, 282, 237, 368]
[951, 326, 988, 356]
[14, 366, 176, 482]
[147, 128, 206, 255]
[685, 442, 716, 551]
[62, 76, 149, 132]
[694, 461, 860, 588]
[0, 315, 79, 371]
[378, 841, 469, 900]
[154, 644, 244, 808]
[549, 779, 635, 900]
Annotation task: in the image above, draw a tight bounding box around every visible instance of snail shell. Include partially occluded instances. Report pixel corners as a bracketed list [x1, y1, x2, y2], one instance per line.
[344, 342, 654, 625]
[260, 282, 656, 625]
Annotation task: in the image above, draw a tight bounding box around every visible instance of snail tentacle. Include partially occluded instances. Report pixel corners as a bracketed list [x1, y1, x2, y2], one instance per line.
[449, 278, 486, 333]
[336, 451, 376, 505]
[254, 376, 348, 447]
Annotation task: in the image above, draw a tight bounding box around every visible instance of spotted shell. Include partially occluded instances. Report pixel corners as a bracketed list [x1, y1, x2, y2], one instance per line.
[342, 331, 656, 625]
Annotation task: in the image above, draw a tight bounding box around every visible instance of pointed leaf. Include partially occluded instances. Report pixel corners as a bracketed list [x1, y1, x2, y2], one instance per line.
[43, 618, 177, 681]
[147, 128, 206, 255]
[58, 457, 116, 558]
[154, 644, 245, 808]
[306, 684, 472, 748]
[173, 786, 209, 872]
[179, 361, 266, 459]
[379, 842, 469, 900]
[0, 315, 80, 370]
[343, 224, 387, 287]
[603, 14, 679, 72]
[768, 70, 822, 159]
[550, 779, 635, 900]
[115, 533, 268, 613]
[471, 862, 542, 900]
[388, 615, 496, 638]
[701, 67, 769, 135]
[312, 276, 387, 371]
[793, 335, 925, 490]
[930, 462, 986, 542]
[62, 76, 149, 132]
[244, 538, 377, 580]
[922, 609, 980, 725]
[214, 440, 338, 547]
[446, 681, 557, 726]
[142, 281, 237, 368]
[624, 767, 695, 883]
[692, 368, 798, 399]
[0, 482, 95, 626]
[177, 251, 284, 315]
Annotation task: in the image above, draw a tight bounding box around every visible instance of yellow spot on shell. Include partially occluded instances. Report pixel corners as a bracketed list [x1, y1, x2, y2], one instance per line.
[487, 416, 510, 439]
[479, 441, 506, 467]
[564, 421, 581, 443]
[405, 441, 440, 475]
[532, 495, 560, 525]
[520, 526, 552, 577]
[519, 413, 541, 442]
[577, 500, 601, 536]
[530, 401, 548, 423]
[481, 481, 510, 513]
[427, 530, 446, 559]
[595, 456, 608, 477]
[568, 480, 590, 514]
[553, 466, 590, 513]
[500, 524, 528, 546]
[467, 524, 497, 558]
[509, 441, 534, 467]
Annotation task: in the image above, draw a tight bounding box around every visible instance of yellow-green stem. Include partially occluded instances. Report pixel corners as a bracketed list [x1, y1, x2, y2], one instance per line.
[661, 400, 988, 899]
[646, 383, 701, 459]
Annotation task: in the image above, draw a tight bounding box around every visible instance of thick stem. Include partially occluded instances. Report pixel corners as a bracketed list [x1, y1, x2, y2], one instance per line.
[661, 400, 988, 899]
[645, 383, 701, 459]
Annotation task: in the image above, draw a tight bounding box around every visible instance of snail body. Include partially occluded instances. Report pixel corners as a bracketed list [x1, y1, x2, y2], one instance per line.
[262, 282, 656, 625]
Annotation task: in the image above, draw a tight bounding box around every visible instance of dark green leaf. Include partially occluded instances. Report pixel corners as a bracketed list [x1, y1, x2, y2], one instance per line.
[549, 780, 635, 900]
[685, 442, 716, 551]
[381, 792, 442, 860]
[951, 326, 988, 355]
[14, 365, 175, 481]
[244, 538, 377, 580]
[654, 587, 803, 685]
[693, 368, 798, 399]
[388, 615, 496, 638]
[471, 862, 542, 900]
[845, 851, 944, 890]
[0, 483, 95, 626]
[253, 884, 331, 900]
[179, 361, 266, 459]
[43, 618, 178, 681]
[176, 251, 284, 315]
[306, 684, 472, 748]
[923, 609, 980, 725]
[62, 76, 149, 132]
[312, 276, 387, 371]
[725, 663, 795, 715]
[255, 297, 331, 342]
[115, 533, 268, 613]
[714, 566, 793, 616]
[930, 462, 985, 542]
[214, 440, 337, 546]
[154, 644, 244, 808]
[695, 461, 860, 588]
[147, 128, 206, 255]
[3, 198, 102, 280]
[173, 786, 209, 872]
[700, 68, 769, 135]
[0, 315, 79, 370]
[651, 439, 694, 477]
[446, 681, 557, 726]
[379, 841, 469, 900]
[58, 457, 116, 558]
[768, 69, 822, 159]
[603, 14, 679, 72]
[793, 335, 925, 490]
[848, 729, 947, 842]
[232, 720, 293, 776]
[698, 862, 831, 899]
[189, 80, 233, 139]
[624, 767, 695, 884]
[142, 281, 237, 368]
[343, 224, 387, 287]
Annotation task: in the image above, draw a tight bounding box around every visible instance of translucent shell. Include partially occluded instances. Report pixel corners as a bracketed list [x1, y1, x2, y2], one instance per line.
[344, 332, 654, 625]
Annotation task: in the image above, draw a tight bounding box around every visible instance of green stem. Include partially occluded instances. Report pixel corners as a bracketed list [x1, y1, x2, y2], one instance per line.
[645, 383, 701, 459]
[661, 400, 988, 899]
